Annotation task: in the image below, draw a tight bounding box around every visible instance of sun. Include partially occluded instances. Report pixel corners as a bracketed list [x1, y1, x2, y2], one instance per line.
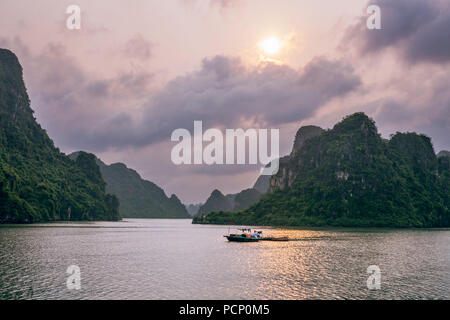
[259, 37, 282, 55]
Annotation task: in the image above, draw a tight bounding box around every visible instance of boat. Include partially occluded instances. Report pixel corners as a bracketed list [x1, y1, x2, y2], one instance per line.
[224, 228, 261, 242]
[224, 228, 289, 242]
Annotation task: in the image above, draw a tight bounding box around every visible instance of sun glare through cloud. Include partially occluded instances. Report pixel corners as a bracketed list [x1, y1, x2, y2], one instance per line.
[258, 37, 282, 55]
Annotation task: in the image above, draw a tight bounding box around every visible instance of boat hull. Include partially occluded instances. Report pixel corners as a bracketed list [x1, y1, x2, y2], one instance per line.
[225, 235, 260, 242]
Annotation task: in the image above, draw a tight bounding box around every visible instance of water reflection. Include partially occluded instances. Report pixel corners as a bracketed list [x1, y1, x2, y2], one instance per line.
[0, 220, 449, 299]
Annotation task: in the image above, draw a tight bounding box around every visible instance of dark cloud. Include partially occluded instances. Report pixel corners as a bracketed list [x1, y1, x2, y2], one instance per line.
[85, 55, 361, 150]
[344, 0, 450, 64]
[0, 36, 361, 153]
[338, 0, 450, 152]
[369, 69, 450, 152]
[0, 36, 154, 151]
[406, 8, 450, 63]
[374, 100, 449, 153]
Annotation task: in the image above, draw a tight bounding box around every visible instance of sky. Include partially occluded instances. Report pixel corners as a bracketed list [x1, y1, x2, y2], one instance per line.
[0, 0, 449, 204]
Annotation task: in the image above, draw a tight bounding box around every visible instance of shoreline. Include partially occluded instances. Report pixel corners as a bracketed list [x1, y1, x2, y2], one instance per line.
[192, 220, 450, 231]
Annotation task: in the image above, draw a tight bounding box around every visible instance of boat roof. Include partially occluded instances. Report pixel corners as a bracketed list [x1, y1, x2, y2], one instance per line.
[237, 228, 262, 233]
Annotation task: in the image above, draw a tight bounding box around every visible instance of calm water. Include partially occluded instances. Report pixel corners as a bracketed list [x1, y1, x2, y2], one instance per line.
[0, 219, 449, 300]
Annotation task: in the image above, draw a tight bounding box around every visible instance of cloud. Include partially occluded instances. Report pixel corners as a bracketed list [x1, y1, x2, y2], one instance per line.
[0, 36, 361, 154]
[344, 0, 450, 64]
[2, 0, 449, 204]
[84, 55, 361, 150]
[333, 0, 450, 153]
[181, 0, 243, 10]
[371, 70, 450, 152]
[211, 0, 241, 8]
[0, 36, 154, 151]
[406, 8, 450, 63]
[123, 34, 153, 61]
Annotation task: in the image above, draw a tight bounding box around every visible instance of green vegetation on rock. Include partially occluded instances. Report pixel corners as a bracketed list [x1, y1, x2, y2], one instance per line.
[196, 188, 263, 219]
[0, 49, 120, 223]
[233, 188, 263, 211]
[197, 189, 233, 216]
[70, 152, 191, 219]
[195, 113, 450, 228]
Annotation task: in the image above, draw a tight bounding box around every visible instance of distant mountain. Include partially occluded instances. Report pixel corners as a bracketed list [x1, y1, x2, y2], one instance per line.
[186, 203, 202, 216]
[197, 190, 233, 216]
[195, 113, 450, 227]
[233, 188, 263, 211]
[252, 174, 270, 194]
[0, 49, 120, 223]
[70, 152, 191, 219]
[195, 188, 262, 221]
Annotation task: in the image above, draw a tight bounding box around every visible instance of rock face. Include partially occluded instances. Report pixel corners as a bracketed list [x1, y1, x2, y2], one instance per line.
[233, 188, 263, 211]
[195, 188, 262, 220]
[291, 125, 325, 155]
[200, 113, 450, 227]
[252, 126, 325, 194]
[194, 123, 326, 223]
[269, 125, 324, 192]
[197, 190, 233, 216]
[0, 49, 120, 223]
[253, 174, 270, 194]
[69, 152, 191, 219]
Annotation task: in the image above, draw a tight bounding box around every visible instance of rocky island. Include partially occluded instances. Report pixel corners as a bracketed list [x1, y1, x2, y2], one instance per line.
[194, 113, 450, 227]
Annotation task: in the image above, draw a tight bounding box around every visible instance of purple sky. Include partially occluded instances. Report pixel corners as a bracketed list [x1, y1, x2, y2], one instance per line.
[1, 0, 449, 203]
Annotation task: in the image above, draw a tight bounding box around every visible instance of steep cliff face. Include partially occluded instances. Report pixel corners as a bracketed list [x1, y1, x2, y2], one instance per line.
[291, 125, 325, 155]
[70, 152, 191, 219]
[269, 125, 324, 192]
[0, 49, 120, 223]
[200, 113, 449, 227]
[251, 126, 325, 194]
[253, 174, 270, 194]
